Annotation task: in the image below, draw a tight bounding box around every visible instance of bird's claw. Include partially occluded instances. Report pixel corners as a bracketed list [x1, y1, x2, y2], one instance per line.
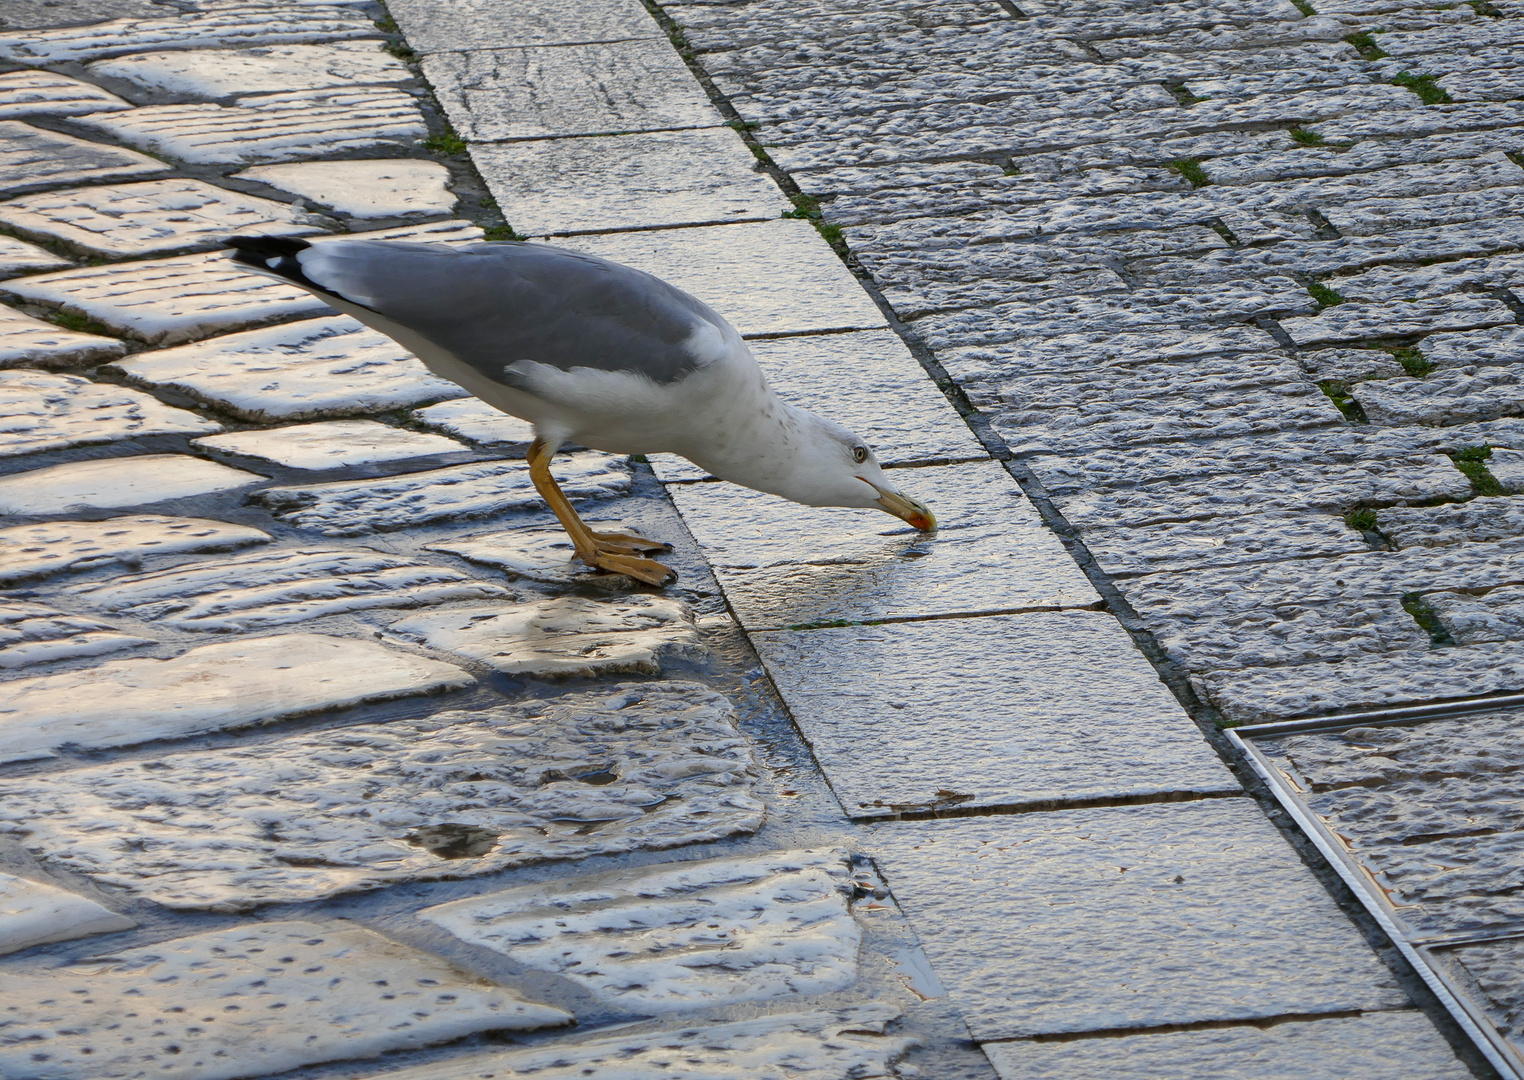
[588, 529, 673, 554]
[581, 548, 678, 586]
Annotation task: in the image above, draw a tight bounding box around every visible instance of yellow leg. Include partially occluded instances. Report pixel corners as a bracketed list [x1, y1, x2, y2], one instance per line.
[528, 438, 676, 586]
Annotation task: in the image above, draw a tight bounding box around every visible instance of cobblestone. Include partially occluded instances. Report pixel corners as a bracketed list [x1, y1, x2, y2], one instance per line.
[0, 454, 258, 514]
[0, 515, 270, 585]
[0, 70, 129, 118]
[0, 598, 150, 669]
[193, 418, 466, 469]
[86, 40, 411, 98]
[0, 306, 124, 369]
[235, 158, 456, 218]
[0, 371, 217, 457]
[0, 120, 168, 197]
[0, 871, 134, 955]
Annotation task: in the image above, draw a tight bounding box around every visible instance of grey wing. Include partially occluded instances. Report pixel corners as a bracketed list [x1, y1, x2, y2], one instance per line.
[294, 239, 731, 386]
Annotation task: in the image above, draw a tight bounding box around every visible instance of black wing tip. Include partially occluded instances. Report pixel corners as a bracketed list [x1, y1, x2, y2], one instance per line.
[226, 235, 313, 284]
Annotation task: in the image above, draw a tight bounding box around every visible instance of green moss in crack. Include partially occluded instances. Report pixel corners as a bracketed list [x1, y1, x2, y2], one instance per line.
[1448, 445, 1504, 496]
[1470, 0, 1504, 15]
[384, 41, 418, 61]
[373, 13, 400, 32]
[1345, 31, 1389, 59]
[726, 119, 760, 132]
[1289, 126, 1326, 147]
[787, 619, 856, 631]
[1167, 157, 1210, 187]
[1401, 592, 1456, 646]
[482, 224, 524, 242]
[51, 309, 112, 336]
[423, 127, 467, 156]
[1307, 279, 1346, 307]
[1392, 71, 1453, 105]
[1387, 346, 1434, 377]
[1345, 507, 1380, 533]
[1166, 83, 1207, 106]
[1318, 379, 1368, 422]
[1291, 0, 1317, 12]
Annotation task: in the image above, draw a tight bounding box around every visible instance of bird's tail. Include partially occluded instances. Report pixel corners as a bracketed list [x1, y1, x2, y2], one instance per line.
[227, 235, 315, 288]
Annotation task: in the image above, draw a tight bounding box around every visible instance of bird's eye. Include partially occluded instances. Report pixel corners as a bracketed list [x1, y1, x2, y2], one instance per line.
[852, 446, 869, 464]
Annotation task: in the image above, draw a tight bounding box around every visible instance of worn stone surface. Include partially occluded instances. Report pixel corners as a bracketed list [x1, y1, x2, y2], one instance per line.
[0, 871, 134, 956]
[1421, 326, 1524, 369]
[66, 546, 512, 631]
[412, 397, 535, 446]
[236, 158, 456, 218]
[0, 177, 326, 258]
[0, 632, 472, 765]
[422, 849, 860, 1012]
[0, 70, 128, 118]
[983, 1011, 1472, 1080]
[754, 613, 1234, 817]
[0, 921, 570, 1080]
[0, 515, 269, 586]
[1357, 367, 1524, 427]
[389, 0, 661, 53]
[556, 220, 886, 337]
[0, 119, 168, 197]
[387, 595, 700, 677]
[1260, 712, 1524, 933]
[0, 2, 379, 63]
[0, 371, 216, 457]
[0, 598, 150, 669]
[4, 251, 334, 346]
[421, 41, 720, 142]
[78, 87, 429, 165]
[254, 453, 629, 535]
[0, 305, 124, 369]
[669, 459, 1097, 629]
[472, 128, 789, 236]
[869, 800, 1407, 1041]
[357, 1005, 914, 1080]
[112, 314, 469, 412]
[88, 41, 411, 98]
[654, 329, 982, 483]
[1437, 938, 1524, 1058]
[0, 682, 761, 908]
[0, 454, 259, 515]
[0, 236, 70, 278]
[194, 419, 466, 469]
[1079, 512, 1369, 578]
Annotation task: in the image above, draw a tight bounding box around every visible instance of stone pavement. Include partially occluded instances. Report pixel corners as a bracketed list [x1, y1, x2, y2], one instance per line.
[0, 0, 1520, 1076]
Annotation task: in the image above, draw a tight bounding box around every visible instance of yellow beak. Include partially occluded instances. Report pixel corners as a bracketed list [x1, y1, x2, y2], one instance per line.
[871, 483, 936, 532]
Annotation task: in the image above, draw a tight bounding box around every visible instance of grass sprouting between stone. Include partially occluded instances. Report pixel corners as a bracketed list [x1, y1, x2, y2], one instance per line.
[51, 309, 112, 336]
[1307, 279, 1346, 307]
[1344, 31, 1388, 59]
[1386, 346, 1435, 377]
[1448, 445, 1504, 496]
[1289, 126, 1326, 147]
[1392, 71, 1453, 105]
[1167, 158, 1210, 187]
[1401, 592, 1456, 646]
[423, 127, 467, 156]
[1318, 379, 1368, 422]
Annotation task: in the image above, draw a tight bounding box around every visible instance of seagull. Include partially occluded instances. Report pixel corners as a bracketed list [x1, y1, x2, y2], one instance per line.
[227, 236, 935, 586]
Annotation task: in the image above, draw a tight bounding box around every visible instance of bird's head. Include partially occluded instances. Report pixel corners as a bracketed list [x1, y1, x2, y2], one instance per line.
[784, 414, 936, 531]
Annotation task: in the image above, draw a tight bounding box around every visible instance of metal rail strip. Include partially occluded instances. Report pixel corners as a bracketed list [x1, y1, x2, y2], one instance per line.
[1229, 702, 1524, 1080]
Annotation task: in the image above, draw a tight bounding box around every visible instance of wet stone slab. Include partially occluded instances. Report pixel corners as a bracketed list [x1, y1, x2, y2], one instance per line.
[254, 453, 630, 535]
[77, 87, 428, 166]
[1258, 711, 1524, 934]
[0, 871, 134, 955]
[983, 1011, 1470, 1080]
[0, 70, 129, 118]
[557, 220, 886, 337]
[753, 613, 1235, 817]
[112, 315, 469, 413]
[651, 329, 982, 482]
[0, 682, 762, 909]
[0, 371, 216, 457]
[1435, 938, 1524, 1062]
[669, 459, 1097, 630]
[868, 800, 1407, 1041]
[193, 419, 466, 469]
[422, 849, 860, 1013]
[0, 921, 570, 1080]
[1078, 512, 1370, 578]
[0, 598, 151, 669]
[65, 546, 513, 631]
[0, 1, 379, 63]
[0, 632, 472, 765]
[387, 595, 701, 677]
[87, 41, 411, 98]
[421, 41, 720, 141]
[0, 305, 124, 369]
[4, 250, 334, 347]
[357, 1004, 913, 1080]
[389, 0, 661, 53]
[0, 178, 326, 258]
[0, 454, 259, 515]
[412, 397, 535, 446]
[236, 159, 456, 219]
[473, 128, 790, 237]
[0, 515, 270, 586]
[0, 120, 168, 197]
[1280, 296, 1516, 348]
